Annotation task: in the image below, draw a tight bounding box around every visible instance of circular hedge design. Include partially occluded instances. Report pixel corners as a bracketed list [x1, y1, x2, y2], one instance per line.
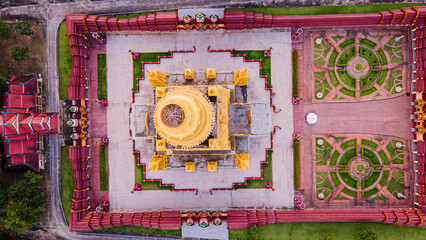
[314, 135, 408, 204]
[312, 34, 405, 101]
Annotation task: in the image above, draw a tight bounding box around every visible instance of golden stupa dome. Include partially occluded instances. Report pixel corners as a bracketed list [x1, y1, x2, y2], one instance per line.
[154, 87, 215, 148]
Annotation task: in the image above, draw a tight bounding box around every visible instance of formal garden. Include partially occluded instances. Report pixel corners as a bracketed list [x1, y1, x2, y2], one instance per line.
[313, 134, 409, 205]
[312, 32, 405, 102]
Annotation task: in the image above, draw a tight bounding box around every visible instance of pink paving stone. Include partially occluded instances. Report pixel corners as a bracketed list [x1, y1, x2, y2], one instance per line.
[86, 37, 109, 205]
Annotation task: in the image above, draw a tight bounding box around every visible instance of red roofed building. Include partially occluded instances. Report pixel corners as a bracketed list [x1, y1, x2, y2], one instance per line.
[0, 74, 59, 172]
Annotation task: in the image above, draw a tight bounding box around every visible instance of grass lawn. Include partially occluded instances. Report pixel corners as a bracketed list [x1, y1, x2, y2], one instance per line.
[101, 225, 181, 236]
[58, 21, 71, 100]
[60, 146, 73, 224]
[235, 151, 272, 189]
[132, 52, 171, 91]
[227, 3, 426, 15]
[99, 145, 109, 191]
[97, 54, 107, 99]
[109, 10, 177, 19]
[134, 154, 172, 191]
[294, 141, 300, 188]
[292, 50, 299, 97]
[230, 222, 426, 240]
[232, 50, 271, 88]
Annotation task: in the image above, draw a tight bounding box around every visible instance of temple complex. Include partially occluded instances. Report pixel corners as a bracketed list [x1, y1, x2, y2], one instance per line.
[62, 6, 426, 233]
[1, 74, 58, 172]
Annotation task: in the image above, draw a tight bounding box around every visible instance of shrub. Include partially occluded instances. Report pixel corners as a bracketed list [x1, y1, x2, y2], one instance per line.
[325, 232, 335, 240]
[0, 17, 11, 39]
[9, 46, 30, 61]
[248, 225, 260, 240]
[14, 21, 33, 36]
[357, 228, 378, 240]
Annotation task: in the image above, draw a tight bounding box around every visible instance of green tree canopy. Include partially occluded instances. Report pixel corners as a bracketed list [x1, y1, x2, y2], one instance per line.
[14, 21, 33, 36]
[357, 228, 378, 240]
[9, 46, 30, 62]
[0, 17, 10, 39]
[0, 171, 44, 236]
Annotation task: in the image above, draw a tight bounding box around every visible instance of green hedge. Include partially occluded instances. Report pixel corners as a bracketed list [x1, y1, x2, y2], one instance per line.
[362, 170, 381, 189]
[339, 170, 358, 189]
[339, 148, 357, 167]
[99, 145, 109, 191]
[97, 54, 107, 99]
[294, 141, 300, 189]
[341, 139, 356, 150]
[361, 139, 378, 149]
[360, 38, 377, 48]
[362, 147, 381, 166]
[330, 171, 341, 187]
[292, 50, 299, 97]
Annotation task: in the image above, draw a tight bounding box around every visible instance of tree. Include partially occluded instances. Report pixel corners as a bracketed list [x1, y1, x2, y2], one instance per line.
[248, 225, 260, 240]
[357, 228, 378, 240]
[0, 171, 44, 236]
[0, 67, 10, 92]
[14, 21, 33, 36]
[325, 232, 335, 240]
[0, 18, 10, 39]
[9, 46, 30, 62]
[0, 189, 6, 210]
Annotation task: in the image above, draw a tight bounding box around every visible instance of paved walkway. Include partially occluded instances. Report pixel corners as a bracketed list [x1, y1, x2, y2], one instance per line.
[107, 29, 293, 212]
[86, 37, 109, 206]
[182, 223, 228, 240]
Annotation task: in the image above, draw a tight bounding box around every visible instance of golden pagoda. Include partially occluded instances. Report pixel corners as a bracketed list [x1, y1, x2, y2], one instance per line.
[207, 161, 217, 172]
[235, 153, 250, 170]
[147, 70, 167, 87]
[148, 155, 168, 171]
[154, 87, 215, 148]
[184, 68, 194, 80]
[185, 161, 195, 172]
[234, 69, 249, 86]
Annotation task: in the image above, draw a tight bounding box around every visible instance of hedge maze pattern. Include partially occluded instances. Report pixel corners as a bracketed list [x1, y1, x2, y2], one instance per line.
[312, 32, 406, 102]
[313, 134, 410, 206]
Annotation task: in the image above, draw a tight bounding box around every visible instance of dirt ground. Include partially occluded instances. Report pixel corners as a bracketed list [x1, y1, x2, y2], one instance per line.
[0, 21, 45, 76]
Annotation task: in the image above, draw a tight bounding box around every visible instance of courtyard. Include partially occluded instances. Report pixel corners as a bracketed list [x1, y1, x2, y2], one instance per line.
[105, 29, 294, 211]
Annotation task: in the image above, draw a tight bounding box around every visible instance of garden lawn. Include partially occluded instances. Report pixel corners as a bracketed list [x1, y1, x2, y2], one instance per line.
[227, 3, 426, 15]
[132, 52, 170, 91]
[60, 146, 73, 223]
[292, 50, 299, 97]
[101, 225, 181, 236]
[229, 222, 426, 240]
[134, 154, 172, 191]
[97, 54, 107, 99]
[294, 141, 300, 188]
[58, 21, 71, 100]
[99, 145, 109, 191]
[232, 50, 272, 88]
[235, 151, 272, 189]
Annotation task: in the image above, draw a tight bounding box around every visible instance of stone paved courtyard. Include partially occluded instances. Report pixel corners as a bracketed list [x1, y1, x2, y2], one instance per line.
[106, 29, 294, 212]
